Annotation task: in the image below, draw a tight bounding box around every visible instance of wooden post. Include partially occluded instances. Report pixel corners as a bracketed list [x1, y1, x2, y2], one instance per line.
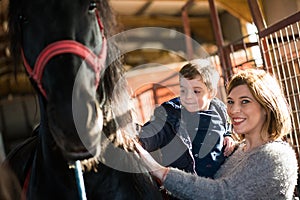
[208, 0, 232, 80]
[247, 0, 270, 70]
[181, 0, 194, 60]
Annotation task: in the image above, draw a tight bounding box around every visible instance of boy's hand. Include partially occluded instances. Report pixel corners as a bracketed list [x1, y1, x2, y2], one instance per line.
[134, 139, 168, 181]
[223, 137, 236, 157]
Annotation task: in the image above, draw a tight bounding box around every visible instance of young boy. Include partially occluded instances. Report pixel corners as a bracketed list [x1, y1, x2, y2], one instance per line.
[138, 59, 235, 178]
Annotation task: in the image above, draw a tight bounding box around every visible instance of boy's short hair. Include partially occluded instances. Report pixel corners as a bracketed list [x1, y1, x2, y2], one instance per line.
[179, 59, 220, 92]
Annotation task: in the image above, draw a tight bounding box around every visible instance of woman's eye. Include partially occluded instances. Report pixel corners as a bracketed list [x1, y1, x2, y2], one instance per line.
[241, 99, 250, 104]
[194, 90, 201, 94]
[227, 100, 233, 105]
[89, 1, 97, 12]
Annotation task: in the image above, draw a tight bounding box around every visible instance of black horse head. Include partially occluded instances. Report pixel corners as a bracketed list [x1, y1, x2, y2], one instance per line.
[6, 1, 163, 199]
[9, 0, 136, 163]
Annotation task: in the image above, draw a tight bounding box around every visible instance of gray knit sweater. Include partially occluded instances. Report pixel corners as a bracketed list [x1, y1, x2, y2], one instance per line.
[164, 141, 298, 200]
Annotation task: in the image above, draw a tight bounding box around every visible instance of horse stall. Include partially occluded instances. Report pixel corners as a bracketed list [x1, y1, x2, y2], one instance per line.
[0, 94, 40, 157]
[0, 0, 300, 198]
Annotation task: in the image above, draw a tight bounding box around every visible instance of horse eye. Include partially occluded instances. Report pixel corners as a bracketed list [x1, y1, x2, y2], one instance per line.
[88, 2, 97, 12]
[18, 15, 28, 23]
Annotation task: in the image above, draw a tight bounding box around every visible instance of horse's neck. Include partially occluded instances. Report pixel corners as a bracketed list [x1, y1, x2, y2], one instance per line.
[33, 94, 68, 170]
[37, 94, 48, 126]
[29, 118, 77, 197]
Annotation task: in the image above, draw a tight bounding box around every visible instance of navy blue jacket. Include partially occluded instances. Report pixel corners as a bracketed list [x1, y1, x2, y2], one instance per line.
[139, 97, 231, 178]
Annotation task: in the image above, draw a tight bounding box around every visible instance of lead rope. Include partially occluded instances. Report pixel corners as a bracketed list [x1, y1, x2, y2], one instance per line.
[74, 160, 87, 200]
[69, 161, 87, 200]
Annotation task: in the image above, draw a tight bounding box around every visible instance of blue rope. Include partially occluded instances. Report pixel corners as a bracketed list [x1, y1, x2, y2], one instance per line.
[74, 160, 87, 200]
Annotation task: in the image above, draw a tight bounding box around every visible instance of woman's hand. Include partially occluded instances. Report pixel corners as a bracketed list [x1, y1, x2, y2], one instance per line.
[134, 140, 169, 182]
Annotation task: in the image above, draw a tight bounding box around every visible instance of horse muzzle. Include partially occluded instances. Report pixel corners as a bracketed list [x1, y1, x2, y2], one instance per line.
[48, 99, 103, 161]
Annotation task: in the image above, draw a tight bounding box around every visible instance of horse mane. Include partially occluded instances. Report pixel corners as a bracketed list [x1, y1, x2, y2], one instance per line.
[78, 2, 141, 172]
[96, 1, 138, 150]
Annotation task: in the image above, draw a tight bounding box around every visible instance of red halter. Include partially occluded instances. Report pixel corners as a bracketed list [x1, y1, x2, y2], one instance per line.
[21, 11, 107, 99]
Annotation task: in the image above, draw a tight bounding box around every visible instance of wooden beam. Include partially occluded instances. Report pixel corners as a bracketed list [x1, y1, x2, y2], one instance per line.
[117, 15, 211, 27]
[135, 1, 152, 15]
[117, 15, 214, 42]
[216, 0, 252, 22]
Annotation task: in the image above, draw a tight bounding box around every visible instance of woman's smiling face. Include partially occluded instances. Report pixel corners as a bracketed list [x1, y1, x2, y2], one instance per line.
[226, 84, 266, 136]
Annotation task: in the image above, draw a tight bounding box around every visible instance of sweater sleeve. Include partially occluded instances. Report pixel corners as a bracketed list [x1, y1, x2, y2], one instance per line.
[164, 168, 224, 200]
[163, 142, 298, 200]
[139, 105, 178, 152]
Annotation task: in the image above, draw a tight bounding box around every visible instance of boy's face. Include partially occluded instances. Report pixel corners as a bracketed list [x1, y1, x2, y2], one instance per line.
[180, 76, 214, 112]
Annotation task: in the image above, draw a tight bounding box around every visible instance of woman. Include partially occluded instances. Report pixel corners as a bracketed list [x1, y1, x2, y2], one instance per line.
[135, 69, 298, 199]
